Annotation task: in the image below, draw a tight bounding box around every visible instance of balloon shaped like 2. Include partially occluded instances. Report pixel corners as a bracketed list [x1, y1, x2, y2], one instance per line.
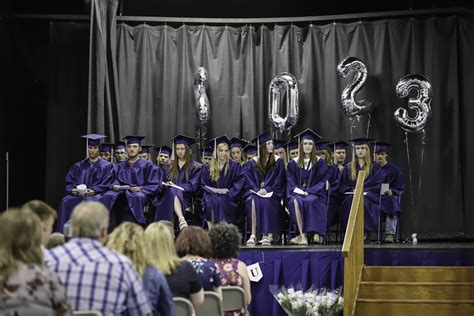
[268, 72, 299, 133]
[394, 74, 432, 133]
[194, 67, 210, 127]
[337, 56, 373, 118]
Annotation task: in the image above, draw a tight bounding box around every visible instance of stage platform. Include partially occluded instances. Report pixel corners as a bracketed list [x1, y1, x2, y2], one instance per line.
[237, 242, 474, 316]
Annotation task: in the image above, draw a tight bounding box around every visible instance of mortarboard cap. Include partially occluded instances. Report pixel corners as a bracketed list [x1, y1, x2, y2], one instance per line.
[123, 135, 145, 145]
[250, 131, 272, 145]
[244, 144, 257, 155]
[139, 144, 155, 154]
[114, 141, 126, 150]
[329, 141, 349, 150]
[100, 143, 113, 153]
[371, 141, 391, 153]
[207, 135, 230, 148]
[171, 134, 196, 147]
[286, 140, 299, 151]
[293, 128, 322, 143]
[199, 147, 214, 157]
[316, 141, 331, 151]
[229, 137, 249, 149]
[155, 145, 172, 156]
[273, 139, 286, 150]
[350, 137, 373, 146]
[81, 134, 106, 147]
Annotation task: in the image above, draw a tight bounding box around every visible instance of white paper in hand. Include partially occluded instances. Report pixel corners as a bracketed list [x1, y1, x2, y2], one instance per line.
[76, 184, 87, 196]
[205, 185, 229, 194]
[381, 183, 390, 195]
[162, 182, 185, 191]
[117, 185, 131, 190]
[250, 189, 273, 198]
[293, 187, 307, 196]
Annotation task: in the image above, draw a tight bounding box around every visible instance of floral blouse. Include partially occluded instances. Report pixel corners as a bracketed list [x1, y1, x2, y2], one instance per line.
[0, 263, 71, 315]
[185, 257, 221, 291]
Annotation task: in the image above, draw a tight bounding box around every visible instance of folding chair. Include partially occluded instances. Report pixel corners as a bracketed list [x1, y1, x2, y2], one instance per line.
[174, 297, 194, 316]
[73, 311, 102, 316]
[222, 286, 247, 315]
[196, 291, 223, 316]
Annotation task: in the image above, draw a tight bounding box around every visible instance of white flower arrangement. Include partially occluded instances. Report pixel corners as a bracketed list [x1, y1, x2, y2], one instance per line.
[270, 284, 343, 316]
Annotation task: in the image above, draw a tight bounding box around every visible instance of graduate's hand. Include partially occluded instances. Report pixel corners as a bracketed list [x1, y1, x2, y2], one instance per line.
[113, 185, 120, 192]
[384, 189, 393, 196]
[130, 187, 141, 192]
[258, 188, 268, 195]
[85, 189, 95, 196]
[338, 165, 344, 172]
[71, 189, 79, 196]
[165, 181, 174, 186]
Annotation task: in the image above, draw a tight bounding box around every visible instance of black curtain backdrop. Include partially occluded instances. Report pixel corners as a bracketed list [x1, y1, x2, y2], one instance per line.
[44, 15, 474, 239]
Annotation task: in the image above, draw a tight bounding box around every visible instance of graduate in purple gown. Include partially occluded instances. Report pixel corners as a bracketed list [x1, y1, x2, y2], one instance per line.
[58, 134, 114, 232]
[113, 141, 127, 163]
[139, 144, 154, 161]
[99, 143, 113, 162]
[339, 138, 382, 237]
[153, 135, 202, 230]
[287, 140, 299, 160]
[101, 136, 161, 226]
[155, 145, 172, 170]
[201, 136, 245, 229]
[326, 141, 349, 229]
[199, 147, 213, 166]
[273, 140, 289, 170]
[229, 137, 249, 166]
[286, 129, 329, 245]
[373, 142, 405, 243]
[244, 132, 286, 246]
[243, 144, 257, 162]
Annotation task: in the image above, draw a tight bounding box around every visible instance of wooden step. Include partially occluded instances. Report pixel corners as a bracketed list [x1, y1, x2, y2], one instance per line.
[358, 281, 474, 300]
[356, 299, 474, 316]
[362, 266, 474, 282]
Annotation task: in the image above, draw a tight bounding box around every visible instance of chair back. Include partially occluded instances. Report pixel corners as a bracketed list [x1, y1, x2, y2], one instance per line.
[174, 297, 194, 316]
[73, 312, 103, 316]
[222, 286, 247, 314]
[196, 291, 223, 316]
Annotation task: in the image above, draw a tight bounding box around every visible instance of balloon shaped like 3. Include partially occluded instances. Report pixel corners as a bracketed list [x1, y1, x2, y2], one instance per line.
[337, 56, 373, 117]
[194, 67, 210, 127]
[268, 72, 299, 133]
[394, 74, 432, 133]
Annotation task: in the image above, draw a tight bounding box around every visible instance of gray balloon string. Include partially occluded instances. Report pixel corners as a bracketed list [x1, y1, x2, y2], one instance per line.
[366, 113, 371, 137]
[404, 131, 417, 231]
[415, 129, 426, 229]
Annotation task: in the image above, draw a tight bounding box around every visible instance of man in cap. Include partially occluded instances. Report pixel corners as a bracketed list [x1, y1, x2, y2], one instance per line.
[155, 145, 172, 169]
[373, 142, 405, 243]
[139, 145, 154, 161]
[99, 143, 113, 162]
[101, 136, 161, 228]
[57, 134, 114, 232]
[199, 147, 213, 165]
[287, 140, 299, 159]
[113, 141, 128, 163]
[332, 141, 349, 172]
[243, 144, 257, 161]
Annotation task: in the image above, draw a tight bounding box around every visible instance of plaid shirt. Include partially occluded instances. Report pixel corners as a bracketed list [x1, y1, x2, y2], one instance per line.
[45, 238, 151, 315]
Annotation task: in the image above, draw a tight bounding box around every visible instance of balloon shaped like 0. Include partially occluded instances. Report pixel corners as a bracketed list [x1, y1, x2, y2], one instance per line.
[194, 67, 210, 127]
[337, 56, 373, 117]
[394, 74, 432, 133]
[268, 72, 299, 133]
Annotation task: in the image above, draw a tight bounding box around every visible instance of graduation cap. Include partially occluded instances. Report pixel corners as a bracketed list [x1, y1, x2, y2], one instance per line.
[139, 145, 155, 154]
[229, 137, 249, 149]
[329, 141, 349, 150]
[123, 135, 145, 145]
[251, 131, 272, 158]
[199, 147, 214, 158]
[114, 141, 126, 150]
[293, 128, 322, 143]
[350, 137, 373, 145]
[273, 139, 286, 150]
[171, 134, 196, 147]
[371, 141, 391, 153]
[207, 135, 230, 158]
[99, 142, 113, 153]
[155, 145, 172, 156]
[286, 140, 299, 151]
[244, 144, 257, 155]
[81, 133, 106, 147]
[315, 141, 331, 151]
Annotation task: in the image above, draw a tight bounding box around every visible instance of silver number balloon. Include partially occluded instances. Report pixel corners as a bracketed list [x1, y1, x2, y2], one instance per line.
[268, 72, 299, 133]
[193, 67, 210, 127]
[394, 74, 432, 133]
[337, 56, 373, 117]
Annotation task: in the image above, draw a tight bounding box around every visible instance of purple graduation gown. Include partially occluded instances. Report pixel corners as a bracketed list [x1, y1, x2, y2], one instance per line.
[379, 162, 405, 216]
[153, 161, 202, 222]
[286, 158, 330, 235]
[101, 158, 161, 224]
[201, 160, 245, 224]
[338, 162, 382, 232]
[244, 156, 286, 234]
[58, 158, 114, 231]
[327, 165, 343, 227]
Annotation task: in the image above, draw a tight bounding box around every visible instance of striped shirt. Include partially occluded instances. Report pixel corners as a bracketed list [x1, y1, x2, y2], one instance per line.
[45, 238, 151, 315]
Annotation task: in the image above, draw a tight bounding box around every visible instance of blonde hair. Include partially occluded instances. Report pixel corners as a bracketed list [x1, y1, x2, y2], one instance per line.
[351, 144, 372, 181]
[145, 222, 181, 275]
[231, 146, 246, 165]
[316, 150, 333, 166]
[0, 209, 43, 283]
[106, 222, 149, 277]
[210, 143, 229, 182]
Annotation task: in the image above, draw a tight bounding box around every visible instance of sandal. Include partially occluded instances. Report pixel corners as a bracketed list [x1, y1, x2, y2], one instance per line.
[178, 217, 188, 230]
[246, 235, 256, 246]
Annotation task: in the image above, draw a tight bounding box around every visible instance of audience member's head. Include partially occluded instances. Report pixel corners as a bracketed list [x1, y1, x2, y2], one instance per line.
[106, 222, 149, 277]
[209, 222, 242, 259]
[145, 222, 180, 275]
[70, 201, 109, 243]
[21, 199, 57, 246]
[175, 226, 212, 258]
[0, 208, 43, 282]
[157, 220, 175, 238]
[47, 232, 65, 249]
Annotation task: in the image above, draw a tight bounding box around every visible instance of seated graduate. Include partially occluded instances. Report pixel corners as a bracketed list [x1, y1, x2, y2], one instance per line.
[373, 141, 405, 243]
[153, 134, 202, 230]
[139, 144, 154, 161]
[199, 147, 213, 166]
[244, 131, 286, 246]
[201, 135, 245, 229]
[287, 140, 299, 160]
[99, 143, 113, 162]
[338, 138, 382, 239]
[57, 134, 114, 232]
[243, 144, 257, 162]
[113, 141, 128, 163]
[229, 137, 249, 166]
[273, 139, 289, 169]
[286, 129, 329, 245]
[155, 145, 172, 170]
[332, 141, 349, 172]
[326, 141, 349, 231]
[101, 135, 161, 227]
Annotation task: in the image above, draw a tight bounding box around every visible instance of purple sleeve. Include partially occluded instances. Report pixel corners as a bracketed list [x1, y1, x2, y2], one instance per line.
[305, 159, 329, 196]
[263, 158, 286, 198]
[227, 163, 245, 200]
[90, 162, 115, 194]
[180, 163, 202, 194]
[286, 160, 299, 197]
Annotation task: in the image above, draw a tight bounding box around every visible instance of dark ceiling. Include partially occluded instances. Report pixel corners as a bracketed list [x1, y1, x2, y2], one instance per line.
[2, 0, 473, 18]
